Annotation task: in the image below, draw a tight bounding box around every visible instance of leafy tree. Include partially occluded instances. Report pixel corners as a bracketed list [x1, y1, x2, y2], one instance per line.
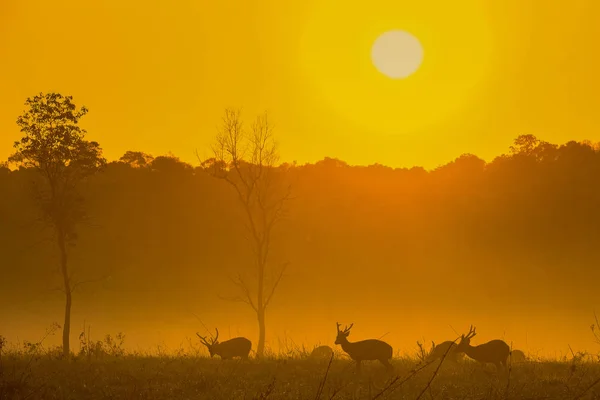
[509, 134, 540, 156]
[9, 93, 106, 357]
[151, 155, 193, 174]
[509, 134, 557, 162]
[201, 108, 291, 357]
[118, 151, 154, 168]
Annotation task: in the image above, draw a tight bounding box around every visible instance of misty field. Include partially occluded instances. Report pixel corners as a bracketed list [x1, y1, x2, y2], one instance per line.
[2, 347, 600, 400]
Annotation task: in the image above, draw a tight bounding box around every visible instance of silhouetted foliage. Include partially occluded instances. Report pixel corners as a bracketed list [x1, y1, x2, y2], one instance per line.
[118, 151, 153, 168]
[8, 92, 106, 357]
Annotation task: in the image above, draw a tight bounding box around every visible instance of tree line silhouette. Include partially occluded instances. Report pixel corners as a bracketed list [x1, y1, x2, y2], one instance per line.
[2, 93, 600, 355]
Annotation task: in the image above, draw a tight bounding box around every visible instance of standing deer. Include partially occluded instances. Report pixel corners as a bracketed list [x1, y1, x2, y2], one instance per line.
[455, 325, 510, 372]
[196, 328, 252, 360]
[427, 340, 464, 364]
[335, 322, 393, 372]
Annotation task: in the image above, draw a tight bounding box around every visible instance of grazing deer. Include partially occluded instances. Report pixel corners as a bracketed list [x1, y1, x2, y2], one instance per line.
[309, 345, 334, 360]
[510, 349, 527, 363]
[335, 323, 393, 372]
[455, 325, 510, 372]
[196, 328, 252, 360]
[427, 340, 464, 364]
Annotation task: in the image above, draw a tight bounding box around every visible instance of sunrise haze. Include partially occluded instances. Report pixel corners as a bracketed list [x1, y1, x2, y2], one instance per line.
[3, 0, 600, 386]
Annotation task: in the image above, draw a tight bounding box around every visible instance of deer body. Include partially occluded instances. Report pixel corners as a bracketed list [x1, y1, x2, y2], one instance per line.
[510, 349, 527, 363]
[456, 326, 510, 372]
[210, 337, 252, 360]
[427, 341, 463, 363]
[309, 345, 334, 360]
[335, 323, 393, 372]
[197, 329, 252, 360]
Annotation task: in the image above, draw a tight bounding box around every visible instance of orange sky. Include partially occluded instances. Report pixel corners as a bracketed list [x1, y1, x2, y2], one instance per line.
[1, 0, 600, 169]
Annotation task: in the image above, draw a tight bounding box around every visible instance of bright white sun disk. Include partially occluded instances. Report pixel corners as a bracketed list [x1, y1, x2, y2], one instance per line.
[371, 30, 424, 79]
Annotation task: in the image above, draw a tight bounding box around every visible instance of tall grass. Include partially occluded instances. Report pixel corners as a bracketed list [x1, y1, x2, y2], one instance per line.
[1, 329, 600, 399]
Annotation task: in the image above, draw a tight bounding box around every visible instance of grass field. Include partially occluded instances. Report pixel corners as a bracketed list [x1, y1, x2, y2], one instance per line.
[2, 344, 600, 400]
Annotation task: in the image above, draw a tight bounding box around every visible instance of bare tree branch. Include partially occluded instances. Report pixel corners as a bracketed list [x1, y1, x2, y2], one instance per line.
[264, 262, 288, 309]
[49, 286, 66, 294]
[225, 273, 258, 312]
[218, 294, 258, 312]
[71, 274, 110, 292]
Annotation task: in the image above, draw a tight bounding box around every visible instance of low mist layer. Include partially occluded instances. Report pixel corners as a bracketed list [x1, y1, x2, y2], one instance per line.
[2, 135, 599, 357]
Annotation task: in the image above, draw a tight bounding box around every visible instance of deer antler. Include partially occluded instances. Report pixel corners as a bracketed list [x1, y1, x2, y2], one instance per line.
[336, 322, 354, 334]
[214, 328, 219, 343]
[465, 325, 477, 340]
[196, 332, 212, 347]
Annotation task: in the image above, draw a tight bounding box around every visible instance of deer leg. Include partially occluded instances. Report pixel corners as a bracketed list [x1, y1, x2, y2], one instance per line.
[500, 360, 509, 375]
[380, 358, 393, 372]
[355, 360, 362, 374]
[479, 361, 487, 371]
[495, 362, 504, 374]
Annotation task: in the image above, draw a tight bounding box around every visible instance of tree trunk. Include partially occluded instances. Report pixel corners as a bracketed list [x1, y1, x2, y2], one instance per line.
[256, 257, 266, 357]
[63, 287, 72, 358]
[58, 229, 72, 358]
[257, 306, 266, 357]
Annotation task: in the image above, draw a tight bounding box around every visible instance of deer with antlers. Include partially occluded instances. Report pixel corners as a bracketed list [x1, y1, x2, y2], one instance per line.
[335, 323, 393, 372]
[196, 328, 252, 360]
[455, 325, 510, 372]
[426, 340, 464, 364]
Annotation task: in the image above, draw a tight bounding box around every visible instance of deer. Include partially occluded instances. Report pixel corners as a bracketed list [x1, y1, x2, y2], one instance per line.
[455, 325, 510, 372]
[426, 340, 464, 364]
[335, 322, 393, 372]
[196, 328, 252, 360]
[309, 345, 334, 361]
[510, 349, 527, 363]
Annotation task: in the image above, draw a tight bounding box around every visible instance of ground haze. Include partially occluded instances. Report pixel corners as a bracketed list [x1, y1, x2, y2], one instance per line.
[2, 137, 600, 359]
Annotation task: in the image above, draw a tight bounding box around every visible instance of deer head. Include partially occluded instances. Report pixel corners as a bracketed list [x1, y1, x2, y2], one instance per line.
[335, 322, 354, 344]
[196, 328, 220, 357]
[456, 325, 477, 352]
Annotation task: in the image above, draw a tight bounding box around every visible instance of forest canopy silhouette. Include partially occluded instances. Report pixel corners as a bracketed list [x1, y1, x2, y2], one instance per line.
[2, 96, 600, 355]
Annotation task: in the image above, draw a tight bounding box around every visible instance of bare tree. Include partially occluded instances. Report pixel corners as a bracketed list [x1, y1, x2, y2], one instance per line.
[9, 93, 106, 357]
[200, 108, 291, 357]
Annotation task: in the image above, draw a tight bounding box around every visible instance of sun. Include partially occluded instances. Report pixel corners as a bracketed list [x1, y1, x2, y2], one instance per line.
[371, 30, 424, 79]
[298, 0, 494, 135]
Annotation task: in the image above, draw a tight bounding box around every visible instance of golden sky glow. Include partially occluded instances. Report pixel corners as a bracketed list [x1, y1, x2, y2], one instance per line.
[1, 0, 600, 169]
